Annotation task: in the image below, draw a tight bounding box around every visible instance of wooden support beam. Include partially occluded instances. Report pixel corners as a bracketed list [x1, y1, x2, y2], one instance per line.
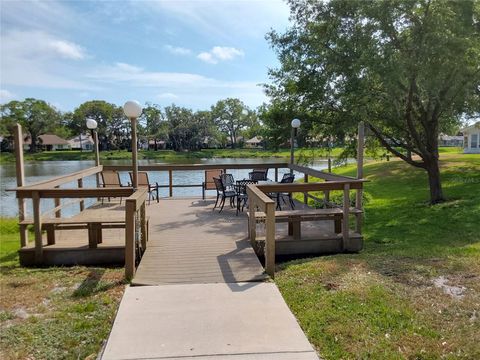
[356, 122, 365, 234]
[54, 186, 61, 218]
[303, 174, 308, 204]
[77, 179, 84, 211]
[32, 191, 43, 264]
[140, 203, 147, 250]
[125, 200, 136, 279]
[13, 124, 28, 247]
[169, 170, 173, 197]
[342, 184, 350, 251]
[264, 202, 276, 278]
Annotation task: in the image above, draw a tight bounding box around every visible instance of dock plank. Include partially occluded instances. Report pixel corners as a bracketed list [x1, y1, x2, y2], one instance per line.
[132, 198, 267, 285]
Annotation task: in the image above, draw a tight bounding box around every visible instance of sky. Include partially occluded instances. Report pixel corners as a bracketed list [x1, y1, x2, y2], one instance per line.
[0, 0, 291, 112]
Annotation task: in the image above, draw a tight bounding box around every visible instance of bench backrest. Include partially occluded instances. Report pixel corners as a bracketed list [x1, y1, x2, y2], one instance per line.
[204, 169, 222, 190]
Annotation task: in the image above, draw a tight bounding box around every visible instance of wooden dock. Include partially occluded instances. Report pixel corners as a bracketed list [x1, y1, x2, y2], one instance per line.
[133, 198, 267, 285]
[101, 198, 319, 360]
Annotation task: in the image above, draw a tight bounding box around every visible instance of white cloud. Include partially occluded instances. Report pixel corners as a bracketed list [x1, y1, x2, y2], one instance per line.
[48, 40, 86, 60]
[197, 46, 244, 64]
[0, 89, 16, 103]
[157, 93, 179, 100]
[197, 52, 217, 64]
[165, 45, 192, 56]
[0, 30, 91, 89]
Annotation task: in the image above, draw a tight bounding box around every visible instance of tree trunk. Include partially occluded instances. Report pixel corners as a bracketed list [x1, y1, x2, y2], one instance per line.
[29, 136, 38, 153]
[425, 158, 445, 204]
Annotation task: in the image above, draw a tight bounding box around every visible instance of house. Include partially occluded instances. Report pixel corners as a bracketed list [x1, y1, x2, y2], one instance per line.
[245, 136, 263, 148]
[148, 139, 166, 150]
[438, 133, 464, 147]
[461, 122, 480, 154]
[24, 134, 71, 151]
[69, 134, 94, 151]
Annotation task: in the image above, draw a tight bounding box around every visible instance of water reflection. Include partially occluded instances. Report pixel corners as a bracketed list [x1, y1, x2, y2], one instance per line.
[0, 158, 328, 217]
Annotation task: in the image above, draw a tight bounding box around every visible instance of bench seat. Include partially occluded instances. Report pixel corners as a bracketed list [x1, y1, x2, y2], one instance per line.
[248, 207, 362, 240]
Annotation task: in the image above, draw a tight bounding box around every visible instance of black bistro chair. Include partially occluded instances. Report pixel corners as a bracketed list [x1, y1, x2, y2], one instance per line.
[213, 177, 237, 213]
[234, 179, 258, 215]
[220, 173, 235, 192]
[274, 173, 296, 210]
[248, 169, 268, 181]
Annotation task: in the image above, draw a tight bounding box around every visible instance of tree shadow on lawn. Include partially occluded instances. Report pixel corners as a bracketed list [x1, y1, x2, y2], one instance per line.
[72, 268, 125, 298]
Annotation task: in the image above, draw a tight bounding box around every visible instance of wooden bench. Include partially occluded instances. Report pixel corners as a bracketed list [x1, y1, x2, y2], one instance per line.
[249, 208, 362, 240]
[20, 218, 126, 248]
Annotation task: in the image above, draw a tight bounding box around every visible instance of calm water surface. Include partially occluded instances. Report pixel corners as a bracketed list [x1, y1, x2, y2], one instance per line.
[0, 158, 328, 217]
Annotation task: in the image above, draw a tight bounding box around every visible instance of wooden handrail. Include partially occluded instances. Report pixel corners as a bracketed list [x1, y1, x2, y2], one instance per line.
[103, 162, 288, 172]
[125, 187, 149, 279]
[256, 180, 364, 193]
[16, 187, 134, 199]
[288, 163, 357, 181]
[17, 166, 103, 190]
[246, 184, 275, 212]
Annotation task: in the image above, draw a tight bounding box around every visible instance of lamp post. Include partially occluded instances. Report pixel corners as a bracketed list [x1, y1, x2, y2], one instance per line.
[86, 118, 100, 187]
[123, 100, 143, 189]
[290, 118, 301, 174]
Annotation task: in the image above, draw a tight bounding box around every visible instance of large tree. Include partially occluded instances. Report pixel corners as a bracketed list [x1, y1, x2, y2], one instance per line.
[267, 0, 480, 203]
[211, 98, 251, 148]
[71, 101, 128, 150]
[140, 103, 168, 150]
[0, 98, 61, 153]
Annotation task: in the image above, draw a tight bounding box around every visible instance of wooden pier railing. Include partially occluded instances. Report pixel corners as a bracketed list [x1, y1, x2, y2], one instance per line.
[125, 187, 148, 279]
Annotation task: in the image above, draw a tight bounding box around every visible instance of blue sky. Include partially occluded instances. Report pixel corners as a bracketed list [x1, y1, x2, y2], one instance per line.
[0, 0, 291, 112]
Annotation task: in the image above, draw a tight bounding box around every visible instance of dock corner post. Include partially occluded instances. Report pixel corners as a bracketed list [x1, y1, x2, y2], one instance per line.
[265, 202, 276, 278]
[125, 199, 136, 280]
[168, 169, 173, 197]
[32, 191, 43, 264]
[14, 123, 28, 246]
[355, 121, 365, 234]
[303, 174, 309, 205]
[248, 198, 256, 244]
[140, 202, 147, 250]
[77, 179, 84, 211]
[342, 184, 350, 251]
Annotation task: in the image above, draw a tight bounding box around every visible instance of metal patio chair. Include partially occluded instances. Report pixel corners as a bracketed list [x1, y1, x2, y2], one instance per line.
[129, 171, 160, 205]
[213, 177, 237, 213]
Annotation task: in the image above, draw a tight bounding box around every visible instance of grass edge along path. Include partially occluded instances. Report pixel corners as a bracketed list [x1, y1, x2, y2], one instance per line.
[0, 218, 126, 360]
[278, 153, 480, 359]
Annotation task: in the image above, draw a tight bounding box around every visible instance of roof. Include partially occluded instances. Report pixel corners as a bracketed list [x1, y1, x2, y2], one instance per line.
[245, 136, 263, 144]
[439, 134, 463, 141]
[460, 121, 480, 134]
[69, 134, 94, 146]
[24, 134, 69, 145]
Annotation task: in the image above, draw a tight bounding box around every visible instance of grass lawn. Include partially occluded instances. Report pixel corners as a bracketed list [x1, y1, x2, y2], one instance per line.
[279, 153, 480, 359]
[0, 219, 125, 359]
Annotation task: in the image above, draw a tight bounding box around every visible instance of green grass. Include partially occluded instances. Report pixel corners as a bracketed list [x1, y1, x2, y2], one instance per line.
[278, 153, 480, 359]
[0, 218, 125, 360]
[0, 147, 343, 163]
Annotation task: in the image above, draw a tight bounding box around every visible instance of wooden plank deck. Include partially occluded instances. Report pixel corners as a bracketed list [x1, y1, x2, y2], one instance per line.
[132, 198, 268, 285]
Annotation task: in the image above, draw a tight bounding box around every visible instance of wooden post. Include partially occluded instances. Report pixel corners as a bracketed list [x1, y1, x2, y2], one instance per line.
[248, 198, 256, 244]
[355, 122, 365, 233]
[265, 202, 276, 278]
[303, 174, 308, 205]
[125, 200, 136, 279]
[77, 179, 84, 211]
[342, 184, 350, 251]
[54, 186, 61, 218]
[32, 191, 43, 264]
[130, 117, 139, 189]
[94, 131, 100, 188]
[324, 180, 330, 208]
[140, 202, 147, 250]
[13, 124, 28, 247]
[168, 170, 173, 197]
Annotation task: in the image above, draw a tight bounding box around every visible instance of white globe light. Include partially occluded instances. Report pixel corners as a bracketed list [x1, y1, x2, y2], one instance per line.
[291, 118, 301, 128]
[123, 100, 142, 118]
[86, 118, 97, 130]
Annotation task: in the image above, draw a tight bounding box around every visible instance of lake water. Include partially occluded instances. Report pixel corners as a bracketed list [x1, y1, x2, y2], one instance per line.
[0, 158, 329, 217]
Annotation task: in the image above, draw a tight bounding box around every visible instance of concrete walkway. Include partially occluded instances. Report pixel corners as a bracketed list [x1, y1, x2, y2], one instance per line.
[101, 198, 319, 360]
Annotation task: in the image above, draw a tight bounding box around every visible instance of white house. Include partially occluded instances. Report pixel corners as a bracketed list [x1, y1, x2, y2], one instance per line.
[461, 122, 480, 154]
[69, 134, 94, 151]
[24, 134, 71, 151]
[245, 136, 263, 148]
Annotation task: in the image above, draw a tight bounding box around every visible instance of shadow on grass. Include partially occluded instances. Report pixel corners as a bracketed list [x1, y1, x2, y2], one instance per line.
[72, 268, 124, 298]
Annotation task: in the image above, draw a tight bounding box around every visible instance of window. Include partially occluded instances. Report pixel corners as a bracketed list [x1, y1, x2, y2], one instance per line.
[472, 134, 478, 148]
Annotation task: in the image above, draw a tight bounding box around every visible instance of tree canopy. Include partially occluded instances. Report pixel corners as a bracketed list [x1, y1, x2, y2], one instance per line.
[267, 0, 480, 203]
